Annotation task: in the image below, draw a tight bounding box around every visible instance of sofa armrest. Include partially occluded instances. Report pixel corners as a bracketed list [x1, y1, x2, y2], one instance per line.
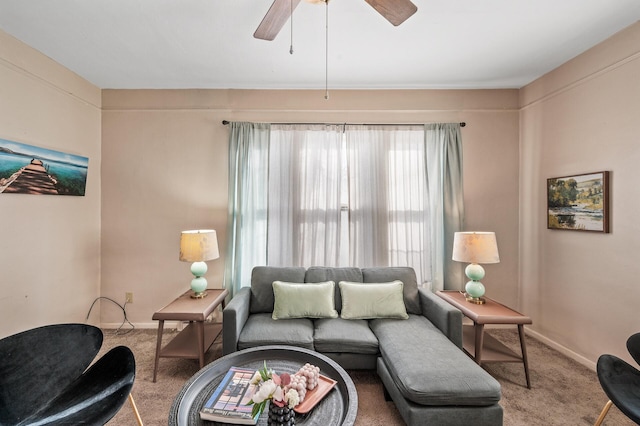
[222, 287, 251, 355]
[418, 288, 463, 349]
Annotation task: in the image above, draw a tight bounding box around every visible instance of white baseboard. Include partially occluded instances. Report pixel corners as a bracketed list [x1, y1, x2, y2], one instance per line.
[101, 310, 221, 332]
[466, 323, 597, 372]
[525, 328, 596, 372]
[101, 321, 182, 330]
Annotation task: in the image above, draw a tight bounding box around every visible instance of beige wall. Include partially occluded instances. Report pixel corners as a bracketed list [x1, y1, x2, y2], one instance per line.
[519, 22, 640, 367]
[0, 31, 102, 337]
[101, 89, 520, 327]
[7, 19, 636, 371]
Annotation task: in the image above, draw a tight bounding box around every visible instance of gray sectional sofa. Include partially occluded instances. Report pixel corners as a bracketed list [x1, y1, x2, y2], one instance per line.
[222, 266, 502, 425]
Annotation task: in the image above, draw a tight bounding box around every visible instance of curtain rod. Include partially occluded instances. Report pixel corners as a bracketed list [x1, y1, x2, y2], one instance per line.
[221, 120, 466, 127]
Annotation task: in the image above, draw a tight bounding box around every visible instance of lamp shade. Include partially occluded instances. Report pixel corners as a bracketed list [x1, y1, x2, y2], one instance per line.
[179, 230, 219, 262]
[452, 232, 500, 264]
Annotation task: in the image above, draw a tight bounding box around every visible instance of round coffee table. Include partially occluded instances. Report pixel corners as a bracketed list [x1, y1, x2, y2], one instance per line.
[169, 345, 358, 426]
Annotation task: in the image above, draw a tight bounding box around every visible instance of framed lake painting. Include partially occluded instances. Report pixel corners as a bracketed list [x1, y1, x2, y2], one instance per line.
[0, 138, 88, 196]
[547, 171, 609, 233]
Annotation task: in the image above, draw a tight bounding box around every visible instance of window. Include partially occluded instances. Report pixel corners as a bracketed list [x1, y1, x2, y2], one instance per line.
[266, 124, 431, 285]
[226, 122, 463, 295]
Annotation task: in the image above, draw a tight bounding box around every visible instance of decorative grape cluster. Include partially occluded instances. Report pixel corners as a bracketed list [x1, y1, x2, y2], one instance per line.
[297, 363, 320, 390]
[268, 405, 295, 426]
[286, 373, 308, 402]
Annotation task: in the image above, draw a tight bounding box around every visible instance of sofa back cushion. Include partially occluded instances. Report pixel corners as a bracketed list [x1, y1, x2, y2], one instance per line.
[250, 266, 306, 313]
[305, 267, 363, 312]
[362, 267, 421, 315]
[250, 266, 420, 315]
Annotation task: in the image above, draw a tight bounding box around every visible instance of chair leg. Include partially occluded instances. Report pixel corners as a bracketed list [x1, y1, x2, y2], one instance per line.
[128, 393, 144, 426]
[594, 400, 613, 426]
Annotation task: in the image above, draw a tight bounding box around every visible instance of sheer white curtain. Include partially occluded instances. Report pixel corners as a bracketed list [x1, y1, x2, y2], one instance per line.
[346, 125, 431, 285]
[267, 124, 344, 267]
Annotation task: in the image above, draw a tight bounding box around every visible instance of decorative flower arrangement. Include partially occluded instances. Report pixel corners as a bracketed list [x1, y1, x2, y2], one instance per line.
[248, 361, 320, 420]
[248, 361, 299, 419]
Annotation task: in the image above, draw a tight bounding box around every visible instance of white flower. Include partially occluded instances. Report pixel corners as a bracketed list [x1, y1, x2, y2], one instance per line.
[272, 385, 284, 402]
[285, 389, 300, 408]
[252, 379, 277, 404]
[250, 371, 262, 386]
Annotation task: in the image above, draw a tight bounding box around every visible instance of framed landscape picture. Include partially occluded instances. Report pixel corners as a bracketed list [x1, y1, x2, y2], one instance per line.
[0, 138, 88, 196]
[547, 171, 609, 233]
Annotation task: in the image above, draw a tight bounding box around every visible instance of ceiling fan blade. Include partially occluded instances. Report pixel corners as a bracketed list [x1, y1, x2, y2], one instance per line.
[364, 0, 417, 26]
[254, 0, 302, 41]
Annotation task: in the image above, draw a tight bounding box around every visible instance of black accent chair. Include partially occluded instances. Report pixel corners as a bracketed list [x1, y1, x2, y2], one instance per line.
[595, 332, 640, 425]
[0, 323, 142, 426]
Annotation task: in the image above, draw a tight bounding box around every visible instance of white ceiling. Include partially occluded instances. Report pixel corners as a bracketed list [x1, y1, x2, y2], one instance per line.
[0, 0, 639, 90]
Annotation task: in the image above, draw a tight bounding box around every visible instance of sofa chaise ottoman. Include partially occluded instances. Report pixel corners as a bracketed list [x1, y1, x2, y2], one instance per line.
[222, 266, 502, 425]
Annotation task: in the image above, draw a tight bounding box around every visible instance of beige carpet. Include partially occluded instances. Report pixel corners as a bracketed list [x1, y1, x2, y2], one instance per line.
[101, 327, 633, 425]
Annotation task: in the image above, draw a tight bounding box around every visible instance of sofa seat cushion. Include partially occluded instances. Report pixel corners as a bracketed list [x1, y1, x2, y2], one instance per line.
[313, 318, 379, 355]
[371, 315, 501, 406]
[237, 313, 314, 350]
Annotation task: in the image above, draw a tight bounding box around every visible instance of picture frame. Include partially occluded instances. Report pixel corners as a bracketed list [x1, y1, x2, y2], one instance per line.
[0, 137, 88, 196]
[547, 171, 609, 233]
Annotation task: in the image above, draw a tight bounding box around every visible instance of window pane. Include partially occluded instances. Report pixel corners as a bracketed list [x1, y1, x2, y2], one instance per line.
[345, 125, 431, 285]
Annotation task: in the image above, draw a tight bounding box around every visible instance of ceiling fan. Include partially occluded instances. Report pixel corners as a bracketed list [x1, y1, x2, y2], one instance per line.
[254, 0, 418, 41]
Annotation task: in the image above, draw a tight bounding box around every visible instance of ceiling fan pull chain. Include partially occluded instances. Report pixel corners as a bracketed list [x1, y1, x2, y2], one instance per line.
[324, 0, 329, 100]
[290, 0, 294, 54]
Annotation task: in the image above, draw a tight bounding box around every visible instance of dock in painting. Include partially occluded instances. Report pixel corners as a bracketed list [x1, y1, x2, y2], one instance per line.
[0, 159, 59, 195]
[0, 138, 88, 196]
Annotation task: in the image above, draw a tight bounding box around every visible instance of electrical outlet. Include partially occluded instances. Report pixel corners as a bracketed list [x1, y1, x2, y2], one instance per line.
[125, 292, 134, 304]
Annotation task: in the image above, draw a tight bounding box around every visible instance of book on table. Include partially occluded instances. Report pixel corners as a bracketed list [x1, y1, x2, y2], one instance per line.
[199, 366, 259, 424]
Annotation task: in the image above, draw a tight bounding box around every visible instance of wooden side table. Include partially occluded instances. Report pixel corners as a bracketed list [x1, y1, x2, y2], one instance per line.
[437, 290, 533, 388]
[152, 288, 228, 382]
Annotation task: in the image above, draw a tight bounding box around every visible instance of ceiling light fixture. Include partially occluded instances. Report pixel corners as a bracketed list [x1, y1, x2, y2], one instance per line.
[290, 0, 330, 99]
[255, 0, 416, 100]
[323, 0, 329, 99]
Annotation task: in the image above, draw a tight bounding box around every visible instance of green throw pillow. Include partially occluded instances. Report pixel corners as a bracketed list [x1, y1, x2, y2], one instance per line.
[272, 281, 339, 320]
[339, 281, 409, 320]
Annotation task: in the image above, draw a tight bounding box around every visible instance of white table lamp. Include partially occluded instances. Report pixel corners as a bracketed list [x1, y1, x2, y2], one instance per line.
[452, 231, 500, 304]
[179, 230, 219, 298]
